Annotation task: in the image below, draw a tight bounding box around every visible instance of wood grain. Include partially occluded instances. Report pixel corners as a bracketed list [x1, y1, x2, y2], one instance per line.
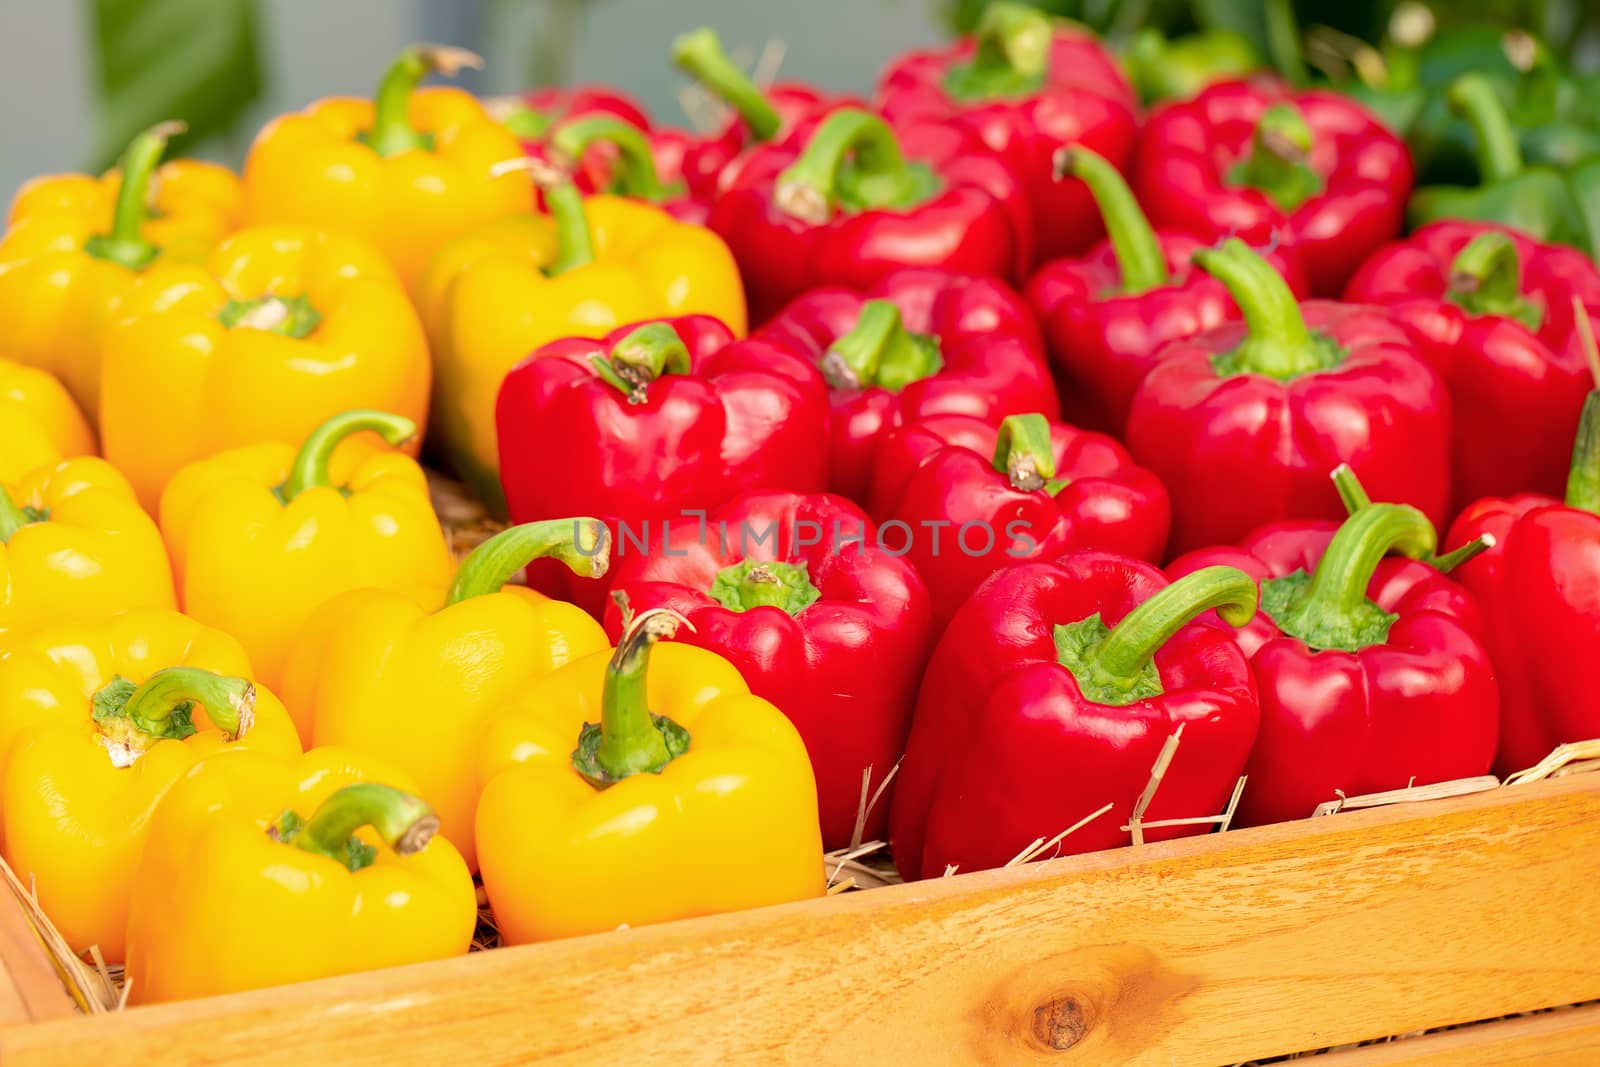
[1317, 1003, 1600, 1065]
[3, 774, 1600, 1065]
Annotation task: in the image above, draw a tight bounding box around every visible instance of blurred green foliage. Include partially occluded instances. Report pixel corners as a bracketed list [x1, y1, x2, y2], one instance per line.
[87, 0, 265, 169]
[944, 0, 1600, 68]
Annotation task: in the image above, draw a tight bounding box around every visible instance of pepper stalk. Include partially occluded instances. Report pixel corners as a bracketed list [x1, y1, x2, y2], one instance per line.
[277, 410, 417, 502]
[446, 518, 611, 604]
[84, 121, 187, 271]
[571, 605, 694, 787]
[364, 45, 484, 157]
[1194, 237, 1340, 379]
[1055, 566, 1258, 706]
[818, 300, 943, 392]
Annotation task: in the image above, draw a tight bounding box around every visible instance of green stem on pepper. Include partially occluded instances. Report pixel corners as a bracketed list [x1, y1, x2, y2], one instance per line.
[818, 299, 943, 392]
[446, 519, 611, 604]
[571, 605, 693, 788]
[672, 27, 782, 141]
[588, 322, 692, 404]
[279, 410, 416, 502]
[775, 109, 942, 222]
[365, 45, 483, 157]
[1268, 504, 1435, 652]
[1227, 103, 1325, 212]
[1055, 147, 1170, 294]
[1448, 73, 1524, 184]
[550, 116, 678, 203]
[1446, 231, 1543, 330]
[281, 784, 439, 871]
[709, 560, 822, 615]
[1194, 237, 1339, 379]
[1056, 566, 1258, 707]
[943, 2, 1052, 100]
[84, 121, 186, 271]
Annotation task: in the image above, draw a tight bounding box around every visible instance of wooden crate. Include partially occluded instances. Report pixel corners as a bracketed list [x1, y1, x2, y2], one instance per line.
[2, 772, 1599, 1065]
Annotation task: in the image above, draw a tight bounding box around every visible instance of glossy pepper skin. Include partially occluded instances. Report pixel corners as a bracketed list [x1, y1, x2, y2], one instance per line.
[420, 180, 747, 513]
[601, 491, 934, 849]
[1171, 502, 1499, 826]
[0, 123, 234, 422]
[0, 360, 94, 483]
[1026, 147, 1307, 434]
[1345, 222, 1600, 511]
[0, 610, 302, 960]
[1134, 79, 1413, 296]
[160, 412, 454, 693]
[890, 554, 1260, 880]
[1408, 74, 1600, 257]
[242, 45, 531, 297]
[756, 267, 1056, 502]
[125, 748, 475, 1004]
[1444, 372, 1600, 775]
[1, 458, 175, 644]
[672, 28, 863, 204]
[497, 319, 829, 615]
[1126, 239, 1450, 556]
[476, 607, 824, 943]
[872, 413, 1170, 628]
[279, 520, 611, 872]
[709, 107, 1034, 323]
[875, 2, 1138, 265]
[100, 226, 430, 511]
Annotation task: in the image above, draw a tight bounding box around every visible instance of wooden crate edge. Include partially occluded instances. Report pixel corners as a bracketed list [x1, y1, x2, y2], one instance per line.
[4, 773, 1600, 1065]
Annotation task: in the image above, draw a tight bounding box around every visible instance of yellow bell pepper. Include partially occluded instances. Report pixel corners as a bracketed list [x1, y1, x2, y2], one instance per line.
[0, 609, 302, 961]
[0, 122, 237, 421]
[100, 224, 430, 510]
[278, 518, 611, 871]
[0, 359, 95, 483]
[476, 605, 824, 943]
[419, 178, 747, 513]
[124, 746, 476, 1004]
[160, 410, 455, 698]
[242, 44, 531, 298]
[1, 457, 175, 644]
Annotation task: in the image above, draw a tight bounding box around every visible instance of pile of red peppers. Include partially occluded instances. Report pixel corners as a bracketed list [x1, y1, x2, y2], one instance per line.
[488, 3, 1600, 878]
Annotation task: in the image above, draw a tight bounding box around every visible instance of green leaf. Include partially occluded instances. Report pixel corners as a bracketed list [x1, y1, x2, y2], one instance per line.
[87, 0, 265, 171]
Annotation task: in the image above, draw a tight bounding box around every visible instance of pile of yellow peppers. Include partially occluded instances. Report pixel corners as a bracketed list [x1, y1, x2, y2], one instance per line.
[0, 43, 821, 1006]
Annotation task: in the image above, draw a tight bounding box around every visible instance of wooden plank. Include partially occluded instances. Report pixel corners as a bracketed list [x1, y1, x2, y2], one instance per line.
[2, 774, 1599, 1066]
[1315, 1003, 1600, 1065]
[0, 885, 76, 1025]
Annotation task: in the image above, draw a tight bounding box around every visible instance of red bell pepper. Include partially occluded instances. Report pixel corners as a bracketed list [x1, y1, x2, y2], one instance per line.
[1444, 366, 1600, 774]
[1344, 222, 1600, 511]
[1170, 501, 1499, 827]
[601, 490, 935, 849]
[869, 412, 1171, 628]
[875, 2, 1137, 265]
[1133, 80, 1413, 296]
[754, 267, 1056, 502]
[1126, 238, 1450, 556]
[890, 553, 1260, 880]
[672, 28, 863, 203]
[708, 108, 1034, 322]
[496, 317, 829, 613]
[1026, 147, 1308, 434]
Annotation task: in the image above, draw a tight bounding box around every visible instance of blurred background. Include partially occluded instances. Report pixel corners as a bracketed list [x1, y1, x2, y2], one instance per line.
[1, 0, 1596, 204]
